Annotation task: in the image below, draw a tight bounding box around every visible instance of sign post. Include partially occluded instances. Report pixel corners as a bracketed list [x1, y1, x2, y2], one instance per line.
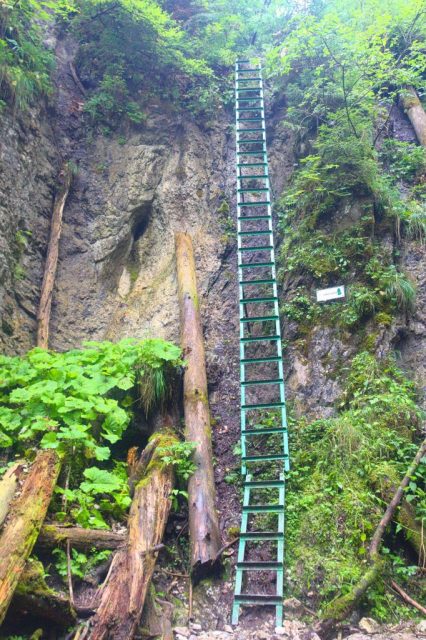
[316, 285, 345, 303]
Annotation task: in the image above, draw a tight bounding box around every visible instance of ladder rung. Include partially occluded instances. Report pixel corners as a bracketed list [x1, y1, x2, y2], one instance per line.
[237, 98, 263, 103]
[241, 356, 281, 364]
[240, 315, 278, 323]
[240, 335, 280, 343]
[238, 215, 271, 221]
[239, 230, 270, 235]
[238, 175, 268, 180]
[237, 151, 266, 156]
[238, 261, 274, 268]
[237, 77, 262, 82]
[237, 107, 263, 112]
[238, 188, 269, 193]
[245, 479, 285, 488]
[237, 140, 265, 144]
[239, 532, 284, 541]
[242, 453, 288, 463]
[240, 296, 277, 303]
[238, 246, 273, 253]
[242, 401, 285, 409]
[238, 201, 270, 206]
[242, 504, 284, 513]
[237, 162, 267, 166]
[234, 594, 283, 605]
[241, 378, 283, 386]
[236, 561, 283, 570]
[236, 128, 265, 132]
[237, 118, 265, 122]
[240, 279, 275, 285]
[242, 427, 286, 436]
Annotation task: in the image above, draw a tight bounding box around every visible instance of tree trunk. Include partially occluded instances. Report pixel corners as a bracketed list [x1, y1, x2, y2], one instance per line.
[0, 461, 25, 528]
[37, 525, 126, 551]
[37, 162, 73, 349]
[86, 431, 178, 640]
[10, 558, 76, 627]
[400, 86, 426, 147]
[320, 438, 426, 627]
[0, 450, 61, 625]
[175, 232, 221, 579]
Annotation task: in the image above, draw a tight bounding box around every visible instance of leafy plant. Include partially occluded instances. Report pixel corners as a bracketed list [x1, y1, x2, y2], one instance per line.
[286, 352, 424, 619]
[157, 440, 197, 482]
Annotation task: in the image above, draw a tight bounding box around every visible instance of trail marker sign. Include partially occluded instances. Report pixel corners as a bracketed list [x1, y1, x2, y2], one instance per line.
[316, 285, 345, 303]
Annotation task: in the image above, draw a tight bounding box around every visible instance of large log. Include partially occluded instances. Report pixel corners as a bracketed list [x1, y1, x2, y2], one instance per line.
[37, 525, 126, 551]
[86, 431, 178, 640]
[37, 162, 73, 349]
[0, 450, 61, 624]
[400, 86, 426, 147]
[175, 232, 221, 578]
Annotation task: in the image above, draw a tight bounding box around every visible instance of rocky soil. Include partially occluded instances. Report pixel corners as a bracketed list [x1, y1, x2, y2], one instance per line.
[171, 616, 426, 640]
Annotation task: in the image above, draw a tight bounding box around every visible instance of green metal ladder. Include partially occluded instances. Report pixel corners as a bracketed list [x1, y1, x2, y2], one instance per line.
[232, 59, 290, 627]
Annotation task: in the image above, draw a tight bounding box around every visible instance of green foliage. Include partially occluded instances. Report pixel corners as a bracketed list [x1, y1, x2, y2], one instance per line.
[157, 440, 197, 482]
[53, 547, 111, 581]
[0, 0, 61, 110]
[0, 339, 182, 527]
[286, 352, 424, 619]
[0, 338, 182, 456]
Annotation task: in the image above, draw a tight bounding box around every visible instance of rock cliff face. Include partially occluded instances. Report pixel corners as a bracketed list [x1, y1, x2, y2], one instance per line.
[0, 106, 58, 354]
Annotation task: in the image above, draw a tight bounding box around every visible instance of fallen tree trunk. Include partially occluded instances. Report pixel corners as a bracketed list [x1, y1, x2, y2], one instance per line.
[0, 461, 25, 528]
[0, 450, 61, 625]
[400, 86, 426, 147]
[86, 430, 178, 640]
[10, 558, 76, 627]
[37, 525, 126, 551]
[37, 162, 73, 349]
[175, 232, 221, 579]
[320, 437, 426, 628]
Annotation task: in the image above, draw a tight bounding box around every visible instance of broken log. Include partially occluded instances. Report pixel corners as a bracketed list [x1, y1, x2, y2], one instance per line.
[0, 450, 61, 625]
[0, 461, 25, 528]
[400, 87, 426, 147]
[10, 558, 76, 627]
[37, 162, 73, 349]
[86, 430, 178, 640]
[37, 525, 126, 551]
[320, 437, 426, 627]
[175, 232, 221, 579]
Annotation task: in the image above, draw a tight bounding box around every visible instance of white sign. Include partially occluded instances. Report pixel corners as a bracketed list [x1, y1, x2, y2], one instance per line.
[316, 285, 345, 302]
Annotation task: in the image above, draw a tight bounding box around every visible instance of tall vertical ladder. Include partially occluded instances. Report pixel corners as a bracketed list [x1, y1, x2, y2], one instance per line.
[232, 59, 290, 627]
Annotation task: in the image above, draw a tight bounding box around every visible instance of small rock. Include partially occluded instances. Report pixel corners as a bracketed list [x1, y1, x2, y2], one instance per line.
[223, 625, 233, 633]
[417, 620, 426, 634]
[174, 628, 190, 638]
[190, 624, 202, 631]
[189, 636, 198, 640]
[275, 628, 286, 637]
[284, 597, 305, 619]
[358, 618, 380, 634]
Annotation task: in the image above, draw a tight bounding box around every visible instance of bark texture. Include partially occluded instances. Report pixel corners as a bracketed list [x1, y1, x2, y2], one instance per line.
[400, 86, 426, 147]
[86, 431, 178, 640]
[0, 450, 61, 624]
[0, 461, 25, 528]
[37, 163, 73, 349]
[175, 232, 221, 578]
[37, 525, 125, 551]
